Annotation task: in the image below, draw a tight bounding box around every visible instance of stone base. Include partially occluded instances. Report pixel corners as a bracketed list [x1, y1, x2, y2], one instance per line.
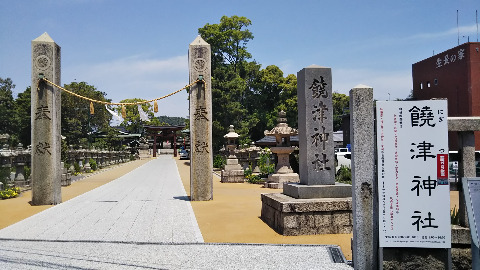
[261, 193, 352, 235]
[451, 225, 472, 270]
[221, 170, 244, 183]
[14, 179, 27, 187]
[283, 183, 352, 199]
[382, 248, 450, 269]
[61, 173, 72, 186]
[264, 173, 299, 189]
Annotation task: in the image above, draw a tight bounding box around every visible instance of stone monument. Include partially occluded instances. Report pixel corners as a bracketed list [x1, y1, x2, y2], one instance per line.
[221, 125, 244, 183]
[31, 32, 62, 205]
[264, 111, 299, 189]
[189, 36, 213, 201]
[261, 65, 352, 235]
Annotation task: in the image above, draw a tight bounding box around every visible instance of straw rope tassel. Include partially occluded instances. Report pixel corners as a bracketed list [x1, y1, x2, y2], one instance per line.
[121, 105, 126, 118]
[154, 101, 158, 113]
[90, 102, 94, 115]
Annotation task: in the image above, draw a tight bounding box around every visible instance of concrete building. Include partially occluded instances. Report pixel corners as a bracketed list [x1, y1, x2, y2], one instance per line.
[412, 42, 480, 150]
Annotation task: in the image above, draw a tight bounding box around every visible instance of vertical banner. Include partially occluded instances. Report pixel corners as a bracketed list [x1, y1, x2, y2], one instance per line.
[377, 100, 450, 248]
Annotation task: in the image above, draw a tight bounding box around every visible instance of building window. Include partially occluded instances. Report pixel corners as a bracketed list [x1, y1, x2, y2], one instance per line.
[434, 79, 438, 85]
[420, 83, 423, 90]
[427, 81, 431, 88]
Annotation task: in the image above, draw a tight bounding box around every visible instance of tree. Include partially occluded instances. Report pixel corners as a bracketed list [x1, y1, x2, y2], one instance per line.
[199, 15, 254, 72]
[0, 77, 16, 139]
[61, 82, 111, 147]
[332, 92, 349, 131]
[199, 16, 301, 152]
[13, 87, 31, 147]
[199, 16, 257, 151]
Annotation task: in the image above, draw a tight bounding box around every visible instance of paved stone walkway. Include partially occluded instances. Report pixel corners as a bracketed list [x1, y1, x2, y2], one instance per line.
[0, 156, 351, 269]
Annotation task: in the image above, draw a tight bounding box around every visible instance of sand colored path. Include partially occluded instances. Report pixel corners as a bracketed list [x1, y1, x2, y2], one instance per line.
[175, 159, 353, 260]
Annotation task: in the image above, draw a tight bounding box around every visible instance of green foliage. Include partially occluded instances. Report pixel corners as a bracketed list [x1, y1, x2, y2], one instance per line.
[335, 165, 352, 184]
[258, 149, 274, 177]
[92, 126, 124, 150]
[213, 154, 226, 169]
[74, 162, 81, 174]
[451, 206, 460, 225]
[246, 174, 262, 184]
[62, 82, 111, 147]
[0, 166, 10, 188]
[13, 87, 31, 147]
[156, 115, 187, 126]
[0, 187, 20, 199]
[199, 17, 303, 153]
[0, 77, 16, 144]
[244, 167, 262, 183]
[332, 92, 349, 131]
[61, 138, 68, 162]
[199, 15, 253, 71]
[244, 167, 252, 177]
[89, 158, 97, 171]
[24, 166, 31, 181]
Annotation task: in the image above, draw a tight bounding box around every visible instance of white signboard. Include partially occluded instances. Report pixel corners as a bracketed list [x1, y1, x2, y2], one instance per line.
[377, 100, 451, 248]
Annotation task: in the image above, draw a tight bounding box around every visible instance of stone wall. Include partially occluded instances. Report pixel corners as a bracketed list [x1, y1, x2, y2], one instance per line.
[261, 193, 352, 235]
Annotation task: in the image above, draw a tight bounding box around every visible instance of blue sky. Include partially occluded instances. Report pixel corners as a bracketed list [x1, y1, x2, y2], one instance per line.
[1, 0, 479, 117]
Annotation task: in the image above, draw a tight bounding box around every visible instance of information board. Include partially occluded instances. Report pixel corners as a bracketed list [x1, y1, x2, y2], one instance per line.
[377, 100, 451, 248]
[463, 177, 480, 248]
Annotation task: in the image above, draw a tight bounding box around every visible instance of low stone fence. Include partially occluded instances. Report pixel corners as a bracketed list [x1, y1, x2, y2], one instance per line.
[0, 144, 134, 189]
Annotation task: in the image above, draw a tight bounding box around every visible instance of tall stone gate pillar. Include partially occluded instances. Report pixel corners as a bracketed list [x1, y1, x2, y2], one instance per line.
[31, 32, 62, 205]
[188, 36, 213, 201]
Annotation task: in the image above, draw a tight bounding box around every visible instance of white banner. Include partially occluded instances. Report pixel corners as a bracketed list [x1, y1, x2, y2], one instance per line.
[105, 105, 124, 126]
[137, 104, 150, 122]
[377, 100, 450, 248]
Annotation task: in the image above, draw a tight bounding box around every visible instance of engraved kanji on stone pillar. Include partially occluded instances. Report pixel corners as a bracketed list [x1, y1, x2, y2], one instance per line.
[297, 65, 335, 185]
[31, 33, 62, 205]
[189, 36, 213, 201]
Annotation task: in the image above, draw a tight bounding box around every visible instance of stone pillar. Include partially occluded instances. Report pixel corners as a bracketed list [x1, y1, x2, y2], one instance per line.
[31, 32, 61, 205]
[189, 36, 213, 201]
[458, 131, 475, 227]
[350, 86, 378, 270]
[173, 132, 177, 158]
[153, 134, 157, 158]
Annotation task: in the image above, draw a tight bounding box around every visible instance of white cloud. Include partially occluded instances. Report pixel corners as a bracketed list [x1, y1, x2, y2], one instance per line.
[333, 68, 412, 101]
[404, 24, 478, 41]
[64, 54, 190, 117]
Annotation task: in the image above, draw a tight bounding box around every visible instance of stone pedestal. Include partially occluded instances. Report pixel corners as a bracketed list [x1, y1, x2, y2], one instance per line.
[61, 162, 71, 186]
[261, 193, 352, 235]
[221, 158, 244, 183]
[138, 143, 150, 159]
[265, 147, 299, 189]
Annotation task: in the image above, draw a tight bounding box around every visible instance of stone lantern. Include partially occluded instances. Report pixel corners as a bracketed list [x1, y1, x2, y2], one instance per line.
[264, 111, 299, 188]
[13, 143, 29, 187]
[221, 125, 244, 183]
[247, 142, 261, 174]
